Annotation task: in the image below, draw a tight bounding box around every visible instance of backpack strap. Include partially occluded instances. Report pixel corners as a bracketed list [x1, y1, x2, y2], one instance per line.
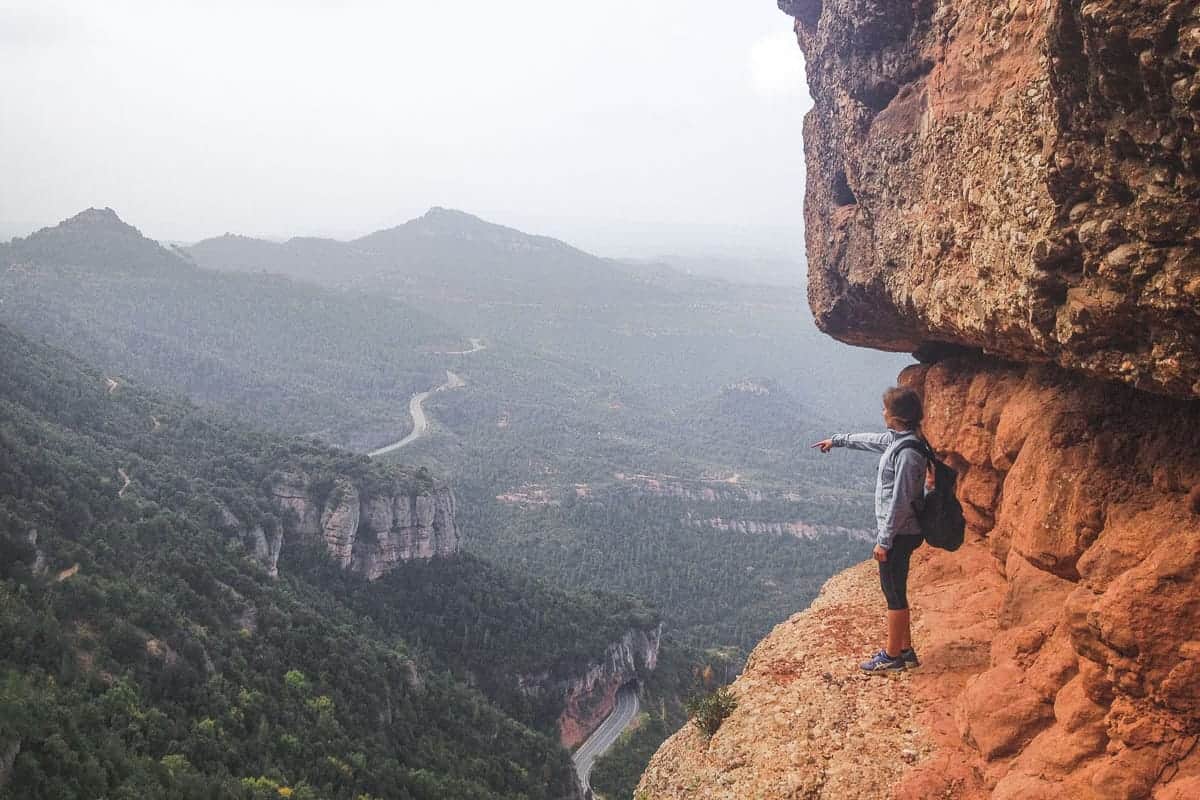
[892, 437, 938, 465]
[891, 437, 931, 458]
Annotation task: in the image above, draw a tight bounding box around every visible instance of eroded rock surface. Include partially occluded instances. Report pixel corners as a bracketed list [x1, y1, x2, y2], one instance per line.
[522, 625, 662, 748]
[908, 357, 1200, 799]
[643, 2, 1200, 796]
[790, 0, 1200, 398]
[639, 357, 1200, 798]
[268, 471, 458, 579]
[639, 544, 1003, 799]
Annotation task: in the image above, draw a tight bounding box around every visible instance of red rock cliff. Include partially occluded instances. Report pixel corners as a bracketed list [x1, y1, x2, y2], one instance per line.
[638, 2, 1200, 798]
[795, 0, 1200, 399]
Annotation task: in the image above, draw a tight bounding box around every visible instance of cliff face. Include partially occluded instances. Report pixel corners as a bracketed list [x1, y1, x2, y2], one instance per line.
[909, 357, 1200, 799]
[640, 358, 1200, 798]
[265, 472, 459, 579]
[791, 0, 1200, 399]
[640, 2, 1200, 797]
[522, 624, 662, 748]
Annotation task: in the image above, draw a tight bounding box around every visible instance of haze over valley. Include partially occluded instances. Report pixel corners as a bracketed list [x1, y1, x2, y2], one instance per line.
[0, 204, 907, 798]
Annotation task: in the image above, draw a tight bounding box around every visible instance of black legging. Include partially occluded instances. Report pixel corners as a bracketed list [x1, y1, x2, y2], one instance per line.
[879, 534, 923, 610]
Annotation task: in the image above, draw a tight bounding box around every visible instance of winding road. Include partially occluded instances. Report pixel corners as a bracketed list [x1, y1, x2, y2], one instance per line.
[367, 334, 637, 788]
[368, 370, 465, 458]
[572, 684, 640, 796]
[442, 337, 486, 355]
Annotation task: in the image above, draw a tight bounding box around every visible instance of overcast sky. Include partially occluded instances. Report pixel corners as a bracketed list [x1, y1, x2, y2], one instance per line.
[0, 1, 810, 254]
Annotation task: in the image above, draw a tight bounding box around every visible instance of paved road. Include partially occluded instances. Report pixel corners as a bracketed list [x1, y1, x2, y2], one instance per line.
[368, 370, 464, 458]
[572, 684, 640, 796]
[442, 337, 487, 355]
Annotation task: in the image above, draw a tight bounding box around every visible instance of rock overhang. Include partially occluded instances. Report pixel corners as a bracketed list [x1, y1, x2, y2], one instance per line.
[782, 0, 1200, 399]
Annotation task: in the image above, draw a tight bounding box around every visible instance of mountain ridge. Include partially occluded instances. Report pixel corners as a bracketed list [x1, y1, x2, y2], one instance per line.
[1, 206, 184, 273]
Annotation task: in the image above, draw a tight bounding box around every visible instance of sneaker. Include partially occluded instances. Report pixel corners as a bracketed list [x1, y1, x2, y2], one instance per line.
[860, 649, 906, 674]
[900, 648, 920, 668]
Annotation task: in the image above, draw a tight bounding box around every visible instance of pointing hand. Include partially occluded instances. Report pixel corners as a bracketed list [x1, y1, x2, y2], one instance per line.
[811, 439, 834, 453]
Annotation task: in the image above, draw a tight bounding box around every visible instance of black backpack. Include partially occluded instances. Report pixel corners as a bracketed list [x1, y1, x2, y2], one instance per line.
[893, 438, 965, 552]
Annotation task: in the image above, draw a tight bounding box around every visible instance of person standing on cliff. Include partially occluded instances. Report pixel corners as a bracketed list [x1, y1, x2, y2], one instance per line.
[812, 387, 928, 673]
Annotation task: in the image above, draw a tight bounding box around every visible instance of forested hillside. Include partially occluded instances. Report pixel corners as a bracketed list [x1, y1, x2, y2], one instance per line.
[0, 209, 453, 450]
[0, 323, 655, 800]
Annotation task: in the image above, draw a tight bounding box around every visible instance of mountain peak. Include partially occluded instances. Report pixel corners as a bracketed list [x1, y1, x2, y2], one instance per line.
[45, 207, 144, 239]
[2, 208, 181, 272]
[422, 206, 475, 220]
[66, 206, 125, 224]
[414, 207, 494, 233]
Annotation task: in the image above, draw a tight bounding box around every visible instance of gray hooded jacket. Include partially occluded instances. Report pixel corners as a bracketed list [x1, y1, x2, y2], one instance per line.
[831, 429, 926, 550]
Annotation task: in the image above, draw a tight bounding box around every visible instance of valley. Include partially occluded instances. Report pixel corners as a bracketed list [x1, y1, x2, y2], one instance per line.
[0, 207, 906, 799]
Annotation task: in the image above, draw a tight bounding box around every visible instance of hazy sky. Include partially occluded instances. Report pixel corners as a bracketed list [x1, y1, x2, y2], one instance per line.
[1, 1, 811, 253]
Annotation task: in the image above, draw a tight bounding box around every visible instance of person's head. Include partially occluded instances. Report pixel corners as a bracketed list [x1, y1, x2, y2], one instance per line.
[882, 386, 924, 431]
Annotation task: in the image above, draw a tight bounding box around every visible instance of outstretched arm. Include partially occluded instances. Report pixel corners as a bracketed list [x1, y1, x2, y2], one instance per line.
[812, 432, 892, 453]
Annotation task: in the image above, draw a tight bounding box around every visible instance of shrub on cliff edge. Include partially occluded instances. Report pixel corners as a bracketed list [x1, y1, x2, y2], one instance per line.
[685, 687, 737, 736]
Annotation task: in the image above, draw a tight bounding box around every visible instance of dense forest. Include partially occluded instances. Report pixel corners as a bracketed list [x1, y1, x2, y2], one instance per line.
[0, 323, 658, 799]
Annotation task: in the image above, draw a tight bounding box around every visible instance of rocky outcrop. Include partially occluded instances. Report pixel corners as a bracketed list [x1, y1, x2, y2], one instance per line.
[791, 0, 1200, 399]
[268, 472, 459, 579]
[639, 545, 1005, 799]
[903, 357, 1200, 799]
[521, 624, 662, 748]
[685, 514, 874, 542]
[213, 501, 284, 578]
[639, 357, 1200, 798]
[640, 2, 1200, 796]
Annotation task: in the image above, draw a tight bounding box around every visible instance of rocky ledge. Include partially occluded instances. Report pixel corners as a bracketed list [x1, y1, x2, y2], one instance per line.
[638, 545, 1002, 799]
[640, 356, 1200, 799]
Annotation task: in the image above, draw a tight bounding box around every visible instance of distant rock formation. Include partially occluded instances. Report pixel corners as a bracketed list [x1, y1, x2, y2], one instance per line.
[684, 514, 874, 542]
[522, 624, 662, 748]
[269, 471, 459, 580]
[214, 472, 458, 580]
